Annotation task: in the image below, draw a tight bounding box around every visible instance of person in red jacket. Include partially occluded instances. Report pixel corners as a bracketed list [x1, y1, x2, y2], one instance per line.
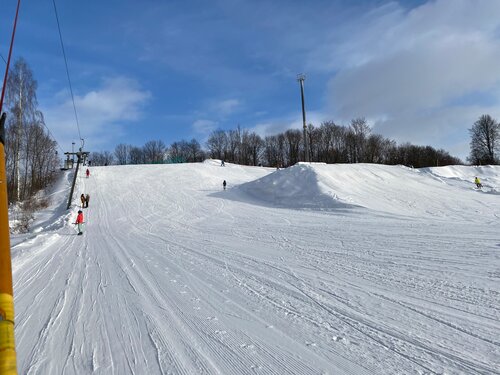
[86, 168, 90, 178]
[75, 210, 84, 235]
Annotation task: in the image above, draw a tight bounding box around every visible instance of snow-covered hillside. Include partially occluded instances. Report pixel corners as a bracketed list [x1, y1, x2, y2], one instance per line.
[10, 161, 500, 374]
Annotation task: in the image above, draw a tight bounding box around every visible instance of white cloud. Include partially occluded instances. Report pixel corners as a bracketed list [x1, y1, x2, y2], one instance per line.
[41, 77, 151, 151]
[211, 99, 241, 116]
[192, 119, 218, 135]
[77, 77, 151, 121]
[188, 98, 242, 138]
[324, 0, 500, 160]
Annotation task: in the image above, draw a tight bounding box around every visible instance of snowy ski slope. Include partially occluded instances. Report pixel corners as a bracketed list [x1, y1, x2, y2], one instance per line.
[10, 160, 500, 374]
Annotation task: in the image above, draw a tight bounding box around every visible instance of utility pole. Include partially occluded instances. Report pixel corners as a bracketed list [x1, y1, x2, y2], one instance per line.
[297, 74, 309, 162]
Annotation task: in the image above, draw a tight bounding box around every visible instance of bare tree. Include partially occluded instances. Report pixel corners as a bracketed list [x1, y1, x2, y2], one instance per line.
[129, 146, 145, 164]
[90, 151, 114, 166]
[264, 134, 286, 167]
[246, 132, 264, 166]
[5, 58, 39, 201]
[102, 151, 115, 165]
[238, 130, 264, 166]
[168, 140, 193, 163]
[365, 134, 387, 163]
[185, 139, 204, 162]
[227, 126, 242, 163]
[468, 114, 499, 165]
[114, 143, 130, 165]
[4, 58, 58, 203]
[284, 129, 302, 165]
[143, 140, 166, 164]
[206, 130, 227, 160]
[348, 117, 371, 163]
[316, 121, 347, 163]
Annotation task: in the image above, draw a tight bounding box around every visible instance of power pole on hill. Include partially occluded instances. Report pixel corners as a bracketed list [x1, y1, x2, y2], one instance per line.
[297, 74, 309, 162]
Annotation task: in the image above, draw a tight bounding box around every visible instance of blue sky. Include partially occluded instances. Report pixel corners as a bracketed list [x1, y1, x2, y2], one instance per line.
[2, 0, 500, 160]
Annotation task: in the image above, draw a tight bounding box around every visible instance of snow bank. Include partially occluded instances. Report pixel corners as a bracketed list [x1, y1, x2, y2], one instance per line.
[224, 163, 500, 220]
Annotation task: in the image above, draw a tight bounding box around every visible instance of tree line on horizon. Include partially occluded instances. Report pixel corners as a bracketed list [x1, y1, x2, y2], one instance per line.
[93, 118, 463, 168]
[95, 113, 500, 168]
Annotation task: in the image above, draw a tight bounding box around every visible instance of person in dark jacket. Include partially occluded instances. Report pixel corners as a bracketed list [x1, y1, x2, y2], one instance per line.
[80, 194, 86, 208]
[85, 194, 90, 208]
[223, 180, 227, 190]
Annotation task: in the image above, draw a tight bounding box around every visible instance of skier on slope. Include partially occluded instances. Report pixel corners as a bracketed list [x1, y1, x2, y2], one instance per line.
[75, 210, 84, 235]
[85, 194, 90, 208]
[223, 180, 227, 190]
[80, 194, 86, 208]
[474, 176, 482, 188]
[86, 168, 90, 178]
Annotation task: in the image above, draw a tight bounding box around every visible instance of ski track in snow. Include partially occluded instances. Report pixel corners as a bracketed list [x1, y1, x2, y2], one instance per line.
[10, 162, 500, 374]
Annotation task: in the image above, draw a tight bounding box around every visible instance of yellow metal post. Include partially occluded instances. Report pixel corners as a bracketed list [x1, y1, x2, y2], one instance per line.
[0, 113, 16, 374]
[0, 1, 21, 373]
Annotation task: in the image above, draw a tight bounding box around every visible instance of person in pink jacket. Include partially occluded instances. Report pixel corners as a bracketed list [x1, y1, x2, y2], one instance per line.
[75, 210, 84, 235]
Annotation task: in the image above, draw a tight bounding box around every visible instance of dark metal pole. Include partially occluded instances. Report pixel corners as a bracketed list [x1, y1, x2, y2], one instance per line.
[297, 74, 309, 162]
[66, 153, 81, 210]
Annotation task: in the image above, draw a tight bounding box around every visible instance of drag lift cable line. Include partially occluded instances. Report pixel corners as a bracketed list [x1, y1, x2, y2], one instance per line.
[52, 0, 83, 143]
[40, 117, 66, 156]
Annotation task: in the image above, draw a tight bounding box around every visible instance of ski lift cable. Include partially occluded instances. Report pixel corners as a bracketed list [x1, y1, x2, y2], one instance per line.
[19, 114, 66, 156]
[1, 27, 74, 157]
[40, 120, 65, 155]
[51, 0, 83, 143]
[0, 53, 4, 99]
[2, 9, 72, 158]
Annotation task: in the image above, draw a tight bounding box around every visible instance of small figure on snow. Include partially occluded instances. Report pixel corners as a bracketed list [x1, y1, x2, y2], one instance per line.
[221, 160, 225, 167]
[80, 194, 86, 208]
[85, 194, 90, 208]
[474, 176, 482, 188]
[75, 210, 84, 235]
[86, 168, 90, 178]
[223, 180, 227, 190]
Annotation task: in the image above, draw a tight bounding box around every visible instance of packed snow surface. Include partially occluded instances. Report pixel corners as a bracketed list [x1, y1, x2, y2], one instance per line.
[10, 161, 500, 374]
